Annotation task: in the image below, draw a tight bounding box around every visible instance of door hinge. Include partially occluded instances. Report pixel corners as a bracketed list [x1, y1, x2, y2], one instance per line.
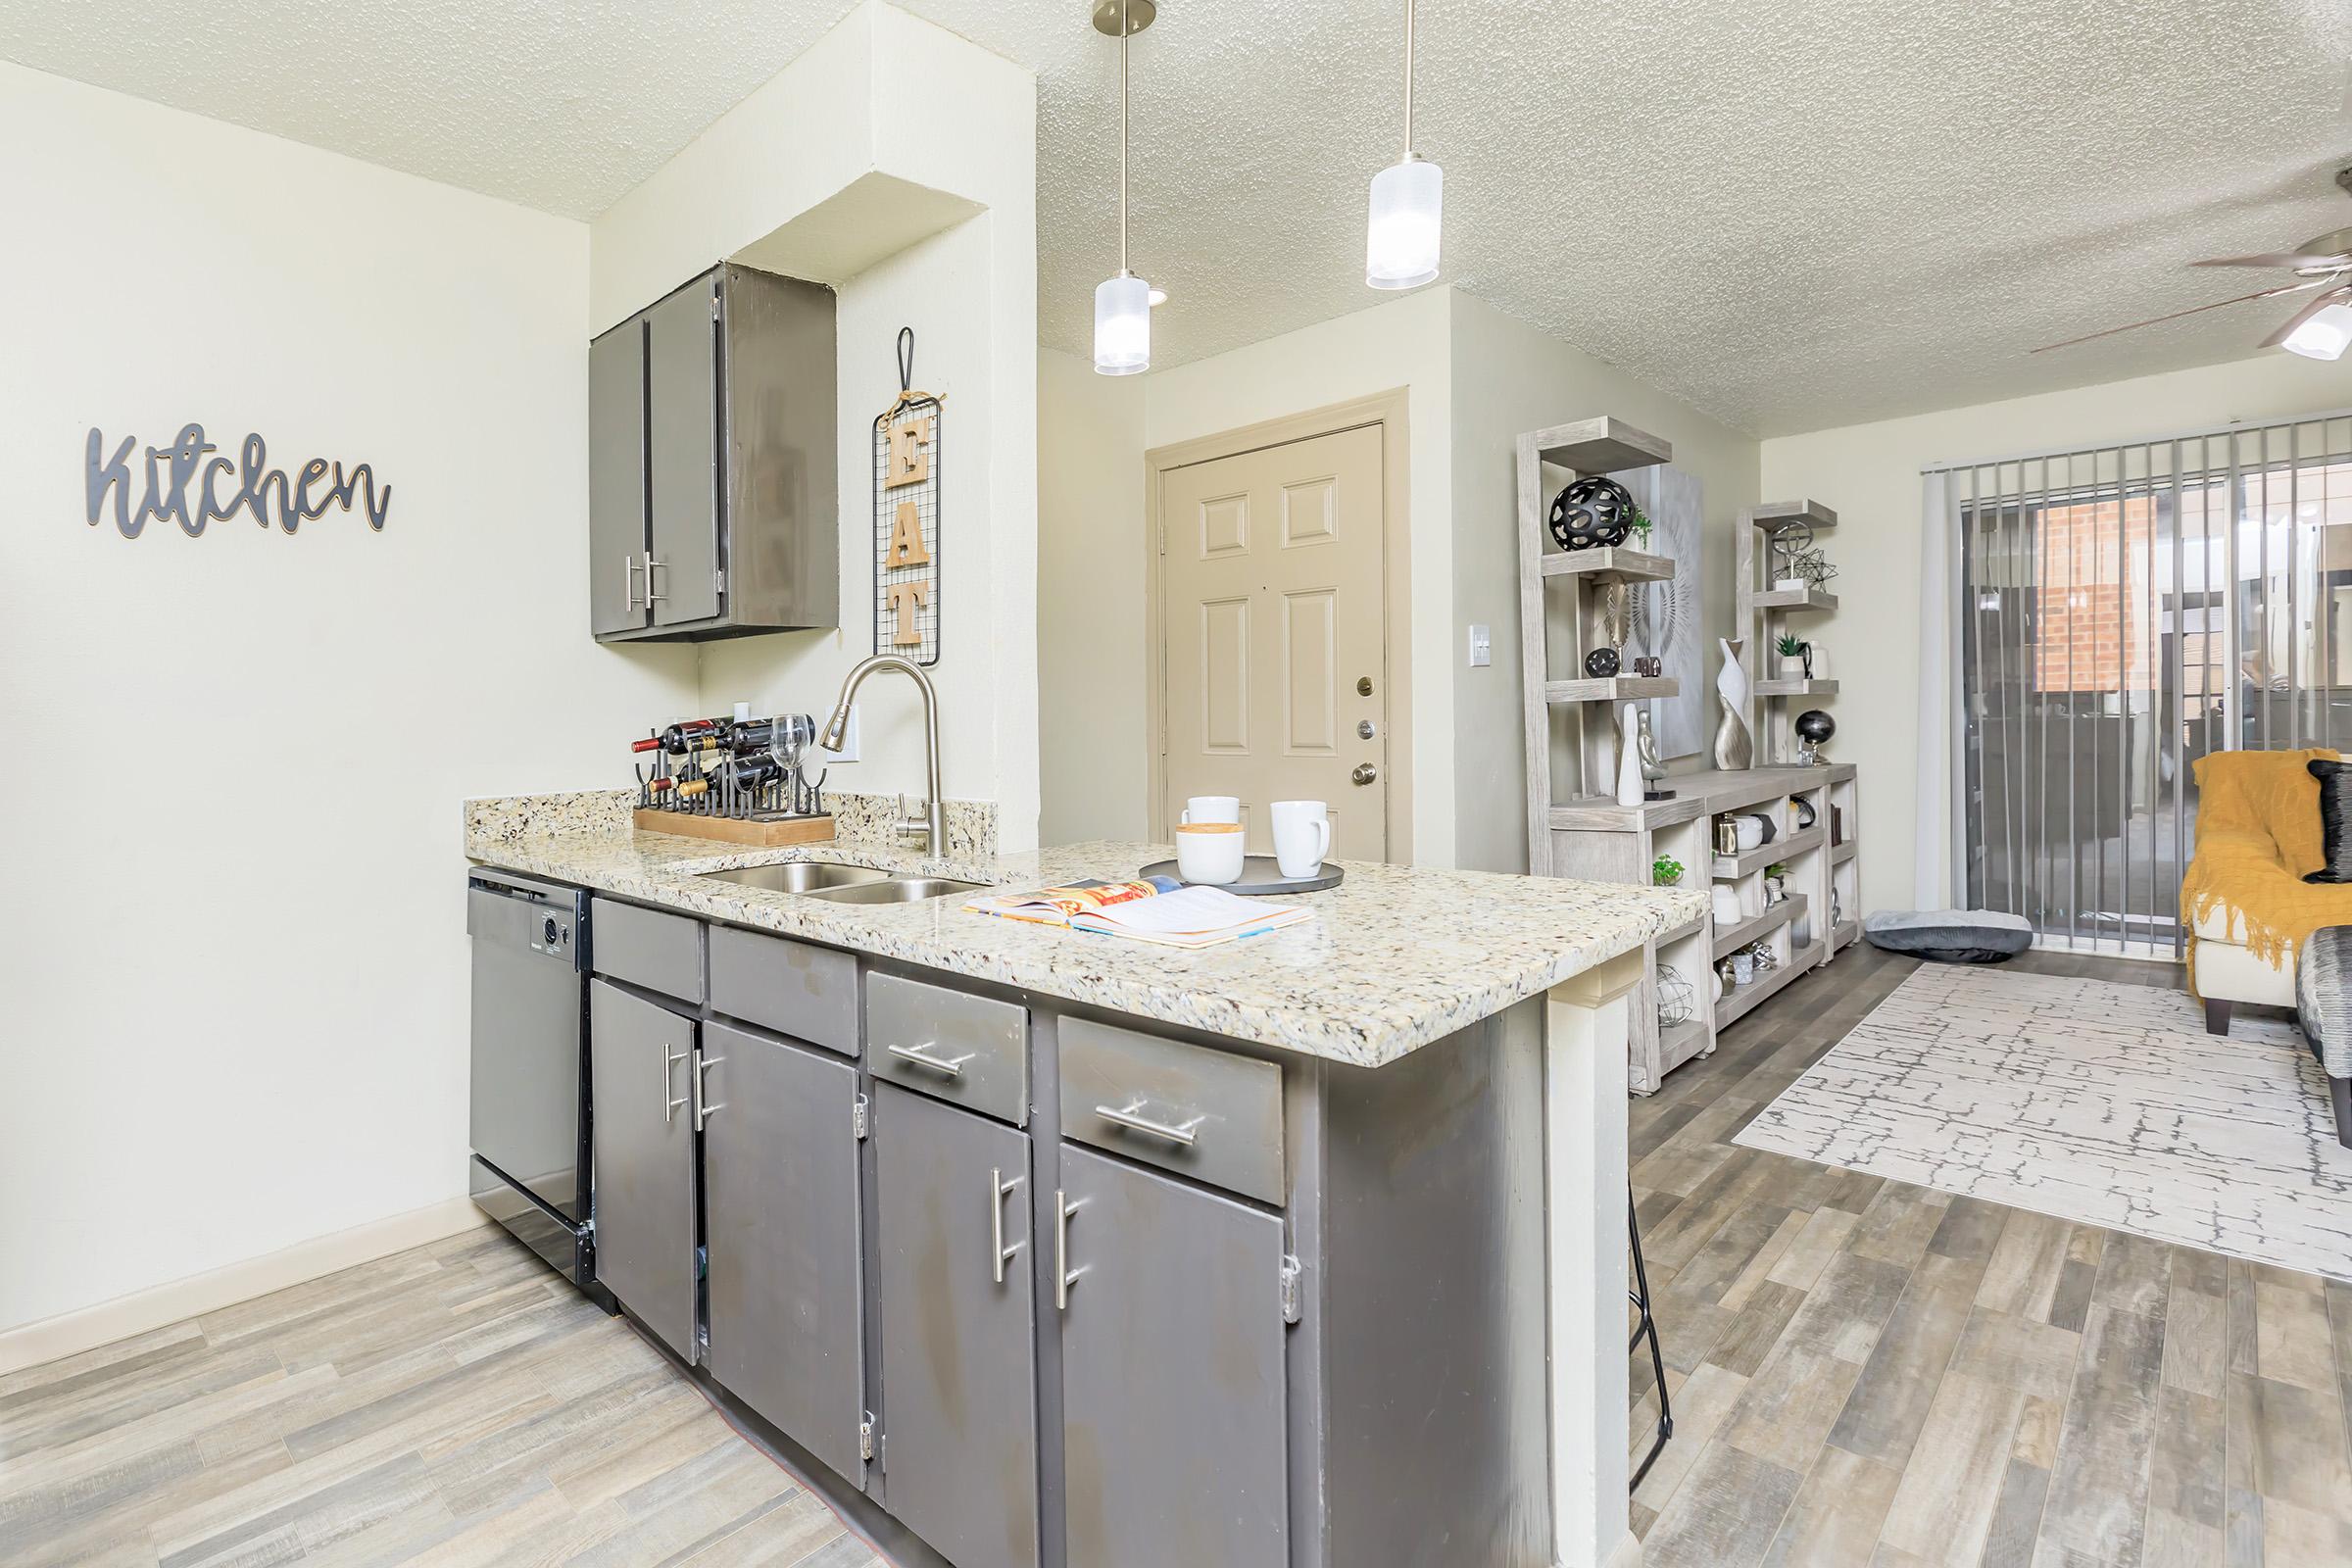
[859, 1412, 876, 1462]
[713, 566, 726, 595]
[853, 1093, 870, 1141]
[1156, 519, 1166, 556]
[1279, 1254, 1302, 1325]
[710, 291, 722, 322]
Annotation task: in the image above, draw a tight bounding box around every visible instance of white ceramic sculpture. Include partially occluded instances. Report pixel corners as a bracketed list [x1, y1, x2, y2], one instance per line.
[1615, 703, 1644, 808]
[1714, 637, 1753, 769]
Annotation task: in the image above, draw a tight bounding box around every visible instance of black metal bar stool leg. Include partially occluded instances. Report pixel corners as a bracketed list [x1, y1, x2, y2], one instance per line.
[1629, 1189, 1672, 1490]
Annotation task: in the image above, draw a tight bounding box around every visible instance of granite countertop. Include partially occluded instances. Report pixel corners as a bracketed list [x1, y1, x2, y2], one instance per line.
[465, 794, 1707, 1068]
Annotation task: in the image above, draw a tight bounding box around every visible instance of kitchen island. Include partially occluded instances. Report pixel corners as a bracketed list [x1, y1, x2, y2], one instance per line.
[466, 793, 1705, 1568]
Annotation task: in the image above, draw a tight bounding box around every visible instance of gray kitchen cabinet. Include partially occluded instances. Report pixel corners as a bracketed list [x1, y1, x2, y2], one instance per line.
[1056, 1145, 1290, 1568]
[588, 263, 839, 643]
[871, 1083, 1040, 1568]
[700, 1019, 867, 1484]
[644, 279, 721, 628]
[588, 978, 698, 1360]
[588, 321, 648, 636]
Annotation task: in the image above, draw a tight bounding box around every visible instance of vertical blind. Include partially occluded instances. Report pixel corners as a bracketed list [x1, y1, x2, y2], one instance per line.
[1931, 412, 2352, 956]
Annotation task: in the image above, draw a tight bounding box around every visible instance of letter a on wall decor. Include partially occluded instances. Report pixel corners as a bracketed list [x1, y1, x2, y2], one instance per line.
[873, 326, 940, 664]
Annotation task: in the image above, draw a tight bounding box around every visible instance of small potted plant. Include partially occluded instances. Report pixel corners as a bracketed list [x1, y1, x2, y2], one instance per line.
[1628, 503, 1654, 549]
[1652, 854, 1684, 887]
[1776, 633, 1810, 681]
[1763, 861, 1788, 904]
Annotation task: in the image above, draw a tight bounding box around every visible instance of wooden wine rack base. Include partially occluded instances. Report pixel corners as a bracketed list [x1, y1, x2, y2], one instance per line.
[632, 809, 836, 848]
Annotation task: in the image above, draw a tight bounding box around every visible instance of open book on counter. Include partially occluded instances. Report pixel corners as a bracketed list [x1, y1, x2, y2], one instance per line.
[961, 876, 1311, 951]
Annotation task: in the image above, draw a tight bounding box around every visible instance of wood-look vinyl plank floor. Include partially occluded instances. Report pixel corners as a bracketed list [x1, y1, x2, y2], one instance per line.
[0, 1233, 877, 1568]
[1632, 944, 2352, 1568]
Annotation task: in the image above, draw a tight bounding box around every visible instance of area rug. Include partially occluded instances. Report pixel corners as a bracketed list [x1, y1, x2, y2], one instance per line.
[1734, 963, 2352, 1280]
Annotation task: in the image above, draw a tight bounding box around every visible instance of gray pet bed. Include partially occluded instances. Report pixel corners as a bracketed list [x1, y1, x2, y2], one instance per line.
[1863, 908, 2034, 963]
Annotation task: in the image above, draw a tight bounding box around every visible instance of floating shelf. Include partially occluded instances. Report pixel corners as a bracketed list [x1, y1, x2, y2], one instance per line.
[1711, 824, 1827, 880]
[1715, 894, 1809, 959]
[1832, 841, 1856, 865]
[1751, 498, 1838, 531]
[1832, 918, 1860, 953]
[1540, 547, 1675, 585]
[1658, 1015, 1709, 1068]
[1544, 676, 1679, 705]
[1755, 586, 1839, 613]
[1754, 678, 1840, 698]
[1529, 416, 1672, 475]
[1717, 941, 1825, 1028]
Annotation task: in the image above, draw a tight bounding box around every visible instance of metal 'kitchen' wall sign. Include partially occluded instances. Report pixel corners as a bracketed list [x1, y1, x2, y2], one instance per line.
[872, 328, 940, 664]
[84, 422, 392, 538]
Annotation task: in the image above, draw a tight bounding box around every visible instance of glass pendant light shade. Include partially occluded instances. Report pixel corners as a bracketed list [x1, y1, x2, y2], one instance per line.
[1366, 155, 1443, 289]
[2281, 300, 2352, 362]
[1094, 271, 1152, 374]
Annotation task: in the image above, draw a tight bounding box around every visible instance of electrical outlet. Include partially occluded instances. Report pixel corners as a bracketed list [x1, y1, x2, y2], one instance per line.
[1467, 624, 1492, 667]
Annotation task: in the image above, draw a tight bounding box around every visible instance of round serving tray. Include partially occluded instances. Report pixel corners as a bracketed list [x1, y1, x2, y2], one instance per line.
[1137, 856, 1344, 895]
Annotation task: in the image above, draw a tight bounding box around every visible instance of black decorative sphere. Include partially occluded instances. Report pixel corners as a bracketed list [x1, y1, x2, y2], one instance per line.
[1547, 476, 1635, 552]
[1584, 646, 1622, 678]
[1794, 710, 1837, 745]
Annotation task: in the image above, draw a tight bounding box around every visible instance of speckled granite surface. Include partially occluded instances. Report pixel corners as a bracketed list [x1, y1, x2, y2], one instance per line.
[464, 790, 996, 857]
[462, 796, 1706, 1067]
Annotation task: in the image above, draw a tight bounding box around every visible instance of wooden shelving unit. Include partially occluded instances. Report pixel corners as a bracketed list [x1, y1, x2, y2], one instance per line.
[1516, 414, 1705, 1095]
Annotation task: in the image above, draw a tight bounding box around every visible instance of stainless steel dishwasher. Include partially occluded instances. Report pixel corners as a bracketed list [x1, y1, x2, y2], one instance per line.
[466, 867, 599, 1291]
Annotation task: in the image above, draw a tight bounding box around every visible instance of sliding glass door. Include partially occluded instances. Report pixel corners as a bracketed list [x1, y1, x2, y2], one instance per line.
[1950, 416, 2352, 956]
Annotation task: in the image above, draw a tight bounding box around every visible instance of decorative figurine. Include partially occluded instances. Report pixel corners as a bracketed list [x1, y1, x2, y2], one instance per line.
[1615, 703, 1644, 808]
[1585, 646, 1622, 679]
[1637, 709, 1672, 801]
[1794, 708, 1837, 766]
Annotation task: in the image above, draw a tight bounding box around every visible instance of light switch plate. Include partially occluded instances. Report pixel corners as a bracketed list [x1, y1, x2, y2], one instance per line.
[1467, 624, 1492, 667]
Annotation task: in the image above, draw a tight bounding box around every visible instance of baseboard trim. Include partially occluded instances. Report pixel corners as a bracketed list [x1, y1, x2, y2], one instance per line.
[0, 1197, 492, 1377]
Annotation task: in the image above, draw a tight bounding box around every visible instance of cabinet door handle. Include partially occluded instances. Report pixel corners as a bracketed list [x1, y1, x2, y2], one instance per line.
[1054, 1190, 1087, 1310]
[644, 555, 668, 603]
[693, 1052, 724, 1131]
[622, 553, 643, 610]
[1094, 1100, 1204, 1147]
[887, 1042, 976, 1077]
[663, 1046, 691, 1125]
[990, 1167, 1025, 1285]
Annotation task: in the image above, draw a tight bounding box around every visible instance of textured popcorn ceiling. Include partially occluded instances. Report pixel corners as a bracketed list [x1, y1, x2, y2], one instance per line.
[5, 0, 2347, 433]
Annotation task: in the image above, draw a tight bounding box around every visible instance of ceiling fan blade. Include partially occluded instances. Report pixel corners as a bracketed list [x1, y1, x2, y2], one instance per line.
[2260, 286, 2352, 349]
[2190, 251, 2352, 270]
[2030, 279, 2333, 354]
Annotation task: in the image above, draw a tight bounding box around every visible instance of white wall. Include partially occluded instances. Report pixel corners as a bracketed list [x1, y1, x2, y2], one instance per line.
[0, 62, 698, 1335]
[1448, 293, 1760, 872]
[598, 1, 1041, 850]
[1761, 351, 2352, 917]
[1037, 348, 1149, 841]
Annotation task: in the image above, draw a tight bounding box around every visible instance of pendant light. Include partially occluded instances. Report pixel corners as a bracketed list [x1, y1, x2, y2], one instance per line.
[1093, 0, 1156, 375]
[1366, 0, 1442, 290]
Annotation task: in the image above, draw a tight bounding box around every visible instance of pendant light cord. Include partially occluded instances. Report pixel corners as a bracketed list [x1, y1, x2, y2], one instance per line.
[1118, 0, 1130, 274]
[1401, 0, 1414, 156]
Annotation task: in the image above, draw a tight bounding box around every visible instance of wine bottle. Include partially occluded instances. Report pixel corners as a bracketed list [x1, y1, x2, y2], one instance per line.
[631, 717, 729, 756]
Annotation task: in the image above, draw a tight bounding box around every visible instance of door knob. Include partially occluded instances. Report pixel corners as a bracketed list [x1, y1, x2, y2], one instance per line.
[1351, 763, 1378, 786]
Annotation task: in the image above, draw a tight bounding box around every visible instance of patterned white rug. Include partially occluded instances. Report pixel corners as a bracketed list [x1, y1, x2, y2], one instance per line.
[1735, 964, 2352, 1280]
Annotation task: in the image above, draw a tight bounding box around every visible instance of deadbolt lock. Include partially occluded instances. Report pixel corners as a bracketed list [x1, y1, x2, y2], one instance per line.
[1356, 675, 1374, 696]
[1357, 719, 1377, 740]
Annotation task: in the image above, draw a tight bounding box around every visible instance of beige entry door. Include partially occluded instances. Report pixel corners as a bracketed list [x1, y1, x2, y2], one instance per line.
[1158, 423, 1389, 858]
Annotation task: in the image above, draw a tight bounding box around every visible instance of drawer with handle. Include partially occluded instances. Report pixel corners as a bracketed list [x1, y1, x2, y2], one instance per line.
[590, 898, 704, 1004]
[1056, 1017, 1285, 1205]
[865, 971, 1029, 1126]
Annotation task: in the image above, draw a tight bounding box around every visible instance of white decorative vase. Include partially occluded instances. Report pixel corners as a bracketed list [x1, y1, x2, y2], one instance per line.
[1710, 885, 1742, 926]
[1714, 637, 1753, 770]
[1812, 645, 1830, 678]
[1615, 703, 1644, 808]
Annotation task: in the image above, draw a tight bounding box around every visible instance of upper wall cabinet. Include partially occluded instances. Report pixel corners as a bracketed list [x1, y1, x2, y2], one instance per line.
[590, 264, 839, 643]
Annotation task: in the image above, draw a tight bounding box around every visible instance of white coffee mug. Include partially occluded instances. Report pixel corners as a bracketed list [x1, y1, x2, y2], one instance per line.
[1270, 800, 1331, 879]
[1174, 821, 1246, 885]
[1179, 795, 1242, 828]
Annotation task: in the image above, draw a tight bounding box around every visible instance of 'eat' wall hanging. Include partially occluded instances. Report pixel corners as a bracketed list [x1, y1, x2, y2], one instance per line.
[872, 327, 940, 664]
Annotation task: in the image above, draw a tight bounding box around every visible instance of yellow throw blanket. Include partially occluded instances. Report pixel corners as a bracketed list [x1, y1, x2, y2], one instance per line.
[2180, 746, 2352, 997]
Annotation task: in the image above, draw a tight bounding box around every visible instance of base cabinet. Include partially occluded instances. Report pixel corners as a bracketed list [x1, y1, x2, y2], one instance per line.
[872, 1084, 1041, 1568]
[702, 1020, 868, 1484]
[1056, 1145, 1290, 1568]
[587, 979, 698, 1360]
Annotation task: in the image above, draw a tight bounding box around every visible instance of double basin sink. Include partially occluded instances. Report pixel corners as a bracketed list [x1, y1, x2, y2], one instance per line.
[699, 859, 986, 906]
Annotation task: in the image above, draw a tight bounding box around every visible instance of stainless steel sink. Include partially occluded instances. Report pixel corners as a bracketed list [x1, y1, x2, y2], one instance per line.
[804, 875, 989, 906]
[699, 860, 891, 894]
